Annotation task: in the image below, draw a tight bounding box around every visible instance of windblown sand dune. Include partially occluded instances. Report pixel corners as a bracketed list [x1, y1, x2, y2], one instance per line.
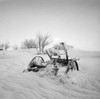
[0, 49, 100, 99]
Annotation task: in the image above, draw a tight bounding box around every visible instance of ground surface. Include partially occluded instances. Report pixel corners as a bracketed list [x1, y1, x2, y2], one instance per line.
[0, 49, 100, 99]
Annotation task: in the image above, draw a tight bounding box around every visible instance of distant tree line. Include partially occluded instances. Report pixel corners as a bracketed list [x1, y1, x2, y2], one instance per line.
[21, 33, 52, 54]
[0, 32, 74, 54]
[0, 33, 52, 53]
[0, 42, 10, 50]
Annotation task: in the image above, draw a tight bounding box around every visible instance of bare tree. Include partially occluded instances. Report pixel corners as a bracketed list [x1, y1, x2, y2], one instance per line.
[29, 39, 38, 49]
[21, 39, 30, 49]
[0, 43, 4, 50]
[21, 33, 52, 54]
[41, 34, 52, 53]
[0, 42, 10, 50]
[36, 33, 43, 53]
[36, 33, 52, 54]
[21, 39, 38, 50]
[4, 42, 10, 50]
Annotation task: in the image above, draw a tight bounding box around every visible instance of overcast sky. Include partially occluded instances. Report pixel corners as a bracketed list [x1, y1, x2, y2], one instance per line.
[0, 0, 100, 51]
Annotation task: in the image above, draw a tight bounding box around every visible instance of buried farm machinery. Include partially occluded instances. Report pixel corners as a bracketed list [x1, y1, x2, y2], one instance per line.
[23, 42, 79, 75]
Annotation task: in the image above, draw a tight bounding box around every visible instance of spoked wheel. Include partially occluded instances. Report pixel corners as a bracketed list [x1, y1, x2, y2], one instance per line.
[65, 60, 79, 73]
[30, 56, 44, 65]
[69, 60, 79, 71]
[27, 56, 45, 72]
[73, 61, 79, 71]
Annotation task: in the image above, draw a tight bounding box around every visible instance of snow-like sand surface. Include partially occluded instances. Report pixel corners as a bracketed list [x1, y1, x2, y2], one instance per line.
[0, 49, 100, 99]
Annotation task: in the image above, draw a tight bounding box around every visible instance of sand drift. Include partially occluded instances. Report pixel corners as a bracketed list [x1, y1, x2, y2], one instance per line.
[0, 49, 100, 99]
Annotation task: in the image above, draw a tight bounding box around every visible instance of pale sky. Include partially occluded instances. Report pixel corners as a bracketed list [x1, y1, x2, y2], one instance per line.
[0, 0, 100, 51]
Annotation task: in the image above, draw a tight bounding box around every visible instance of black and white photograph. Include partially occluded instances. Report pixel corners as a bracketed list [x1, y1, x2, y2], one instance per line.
[0, 0, 100, 99]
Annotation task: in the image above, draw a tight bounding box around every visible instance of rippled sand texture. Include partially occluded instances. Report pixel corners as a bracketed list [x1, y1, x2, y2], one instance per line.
[0, 49, 100, 99]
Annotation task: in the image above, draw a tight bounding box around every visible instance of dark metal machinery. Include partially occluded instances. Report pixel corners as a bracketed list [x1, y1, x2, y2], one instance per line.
[23, 42, 79, 74]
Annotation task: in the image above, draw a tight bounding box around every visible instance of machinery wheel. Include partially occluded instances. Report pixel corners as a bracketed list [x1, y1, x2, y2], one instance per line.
[69, 60, 79, 71]
[65, 60, 79, 74]
[73, 61, 79, 71]
[30, 56, 44, 65]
